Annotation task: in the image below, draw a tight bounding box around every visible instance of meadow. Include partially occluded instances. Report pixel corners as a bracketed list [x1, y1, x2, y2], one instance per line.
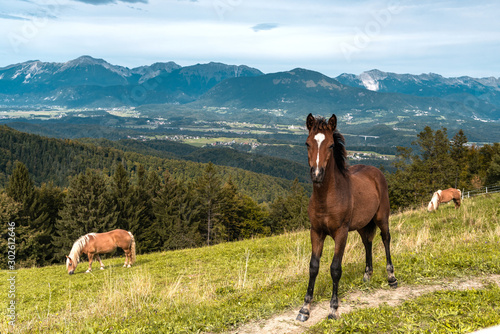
[1, 193, 499, 333]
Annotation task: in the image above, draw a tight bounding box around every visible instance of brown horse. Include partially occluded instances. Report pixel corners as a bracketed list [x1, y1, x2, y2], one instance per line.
[296, 114, 397, 321]
[427, 188, 461, 212]
[66, 229, 136, 275]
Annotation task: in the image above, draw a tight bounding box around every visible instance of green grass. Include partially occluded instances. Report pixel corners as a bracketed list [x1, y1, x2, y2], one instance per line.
[310, 284, 500, 333]
[1, 193, 499, 333]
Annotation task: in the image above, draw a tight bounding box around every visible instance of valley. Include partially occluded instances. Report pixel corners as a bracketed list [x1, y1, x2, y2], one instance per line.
[0, 107, 397, 171]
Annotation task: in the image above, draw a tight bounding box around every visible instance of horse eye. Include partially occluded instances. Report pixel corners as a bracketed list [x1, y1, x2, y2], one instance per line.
[305, 142, 310, 148]
[329, 144, 334, 149]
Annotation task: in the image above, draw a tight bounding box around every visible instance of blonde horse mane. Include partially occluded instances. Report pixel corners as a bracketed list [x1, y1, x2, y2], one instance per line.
[427, 190, 442, 212]
[66, 233, 96, 269]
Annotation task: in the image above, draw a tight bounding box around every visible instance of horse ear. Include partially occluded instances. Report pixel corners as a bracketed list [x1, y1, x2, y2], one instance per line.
[306, 113, 315, 131]
[328, 114, 337, 131]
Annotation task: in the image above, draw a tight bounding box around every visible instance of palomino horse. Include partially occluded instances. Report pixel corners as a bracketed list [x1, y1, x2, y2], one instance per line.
[66, 229, 136, 275]
[427, 188, 461, 212]
[296, 114, 397, 322]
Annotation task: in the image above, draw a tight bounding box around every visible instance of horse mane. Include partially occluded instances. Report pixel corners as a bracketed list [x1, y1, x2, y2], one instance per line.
[67, 233, 95, 268]
[312, 116, 348, 175]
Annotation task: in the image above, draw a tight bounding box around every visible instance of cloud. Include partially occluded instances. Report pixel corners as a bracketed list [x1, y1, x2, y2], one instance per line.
[0, 13, 30, 21]
[251, 23, 278, 32]
[72, 0, 148, 5]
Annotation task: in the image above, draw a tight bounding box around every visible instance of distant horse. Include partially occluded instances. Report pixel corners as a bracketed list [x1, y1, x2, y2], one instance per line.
[427, 188, 461, 212]
[296, 114, 397, 322]
[66, 229, 136, 275]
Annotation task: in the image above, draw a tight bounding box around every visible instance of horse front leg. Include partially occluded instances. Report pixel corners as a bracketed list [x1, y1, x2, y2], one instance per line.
[296, 229, 325, 322]
[329, 227, 348, 320]
[359, 222, 376, 282]
[86, 253, 94, 273]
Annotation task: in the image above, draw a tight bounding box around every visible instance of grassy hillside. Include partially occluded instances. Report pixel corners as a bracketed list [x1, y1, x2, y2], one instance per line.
[1, 193, 499, 333]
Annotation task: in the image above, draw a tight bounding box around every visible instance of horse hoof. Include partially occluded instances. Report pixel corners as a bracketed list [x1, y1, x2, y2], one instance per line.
[85, 270, 91, 273]
[296, 312, 309, 322]
[100, 267, 104, 270]
[328, 313, 339, 320]
[127, 264, 131, 268]
[389, 279, 398, 289]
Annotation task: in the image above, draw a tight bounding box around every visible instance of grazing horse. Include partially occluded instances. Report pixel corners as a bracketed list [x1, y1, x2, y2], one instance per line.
[427, 188, 461, 212]
[66, 229, 136, 275]
[296, 114, 397, 322]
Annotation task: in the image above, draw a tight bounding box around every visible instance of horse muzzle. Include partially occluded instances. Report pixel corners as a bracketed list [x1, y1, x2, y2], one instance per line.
[68, 270, 74, 275]
[310, 167, 325, 184]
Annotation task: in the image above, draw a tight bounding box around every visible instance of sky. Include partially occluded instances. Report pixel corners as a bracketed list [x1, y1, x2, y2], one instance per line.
[1, 0, 499, 78]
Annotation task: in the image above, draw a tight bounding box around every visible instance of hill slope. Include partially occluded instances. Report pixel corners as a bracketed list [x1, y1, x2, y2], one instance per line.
[82, 138, 310, 183]
[1, 193, 499, 333]
[0, 125, 300, 202]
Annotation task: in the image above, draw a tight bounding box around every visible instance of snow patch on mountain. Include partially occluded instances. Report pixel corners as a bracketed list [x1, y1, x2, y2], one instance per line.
[359, 72, 380, 91]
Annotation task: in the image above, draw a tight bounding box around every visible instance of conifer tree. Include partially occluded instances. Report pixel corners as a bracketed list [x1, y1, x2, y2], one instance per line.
[165, 179, 202, 249]
[127, 164, 154, 254]
[6, 161, 34, 203]
[146, 168, 162, 197]
[219, 177, 242, 242]
[485, 154, 500, 185]
[0, 192, 22, 268]
[151, 170, 179, 249]
[137, 169, 163, 252]
[4, 162, 52, 266]
[35, 182, 65, 263]
[238, 194, 270, 239]
[112, 162, 134, 230]
[195, 162, 223, 246]
[450, 129, 469, 188]
[268, 179, 309, 233]
[149, 172, 202, 250]
[53, 169, 117, 261]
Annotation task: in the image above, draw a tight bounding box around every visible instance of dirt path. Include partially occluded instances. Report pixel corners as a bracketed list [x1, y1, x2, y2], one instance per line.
[226, 275, 500, 334]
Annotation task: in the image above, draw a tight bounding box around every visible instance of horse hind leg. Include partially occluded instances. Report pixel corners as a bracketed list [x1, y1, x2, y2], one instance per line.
[378, 222, 397, 288]
[327, 227, 349, 320]
[374, 209, 398, 288]
[123, 249, 131, 268]
[95, 255, 105, 270]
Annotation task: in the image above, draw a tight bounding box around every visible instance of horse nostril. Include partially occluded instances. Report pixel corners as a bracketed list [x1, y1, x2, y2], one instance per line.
[311, 167, 325, 183]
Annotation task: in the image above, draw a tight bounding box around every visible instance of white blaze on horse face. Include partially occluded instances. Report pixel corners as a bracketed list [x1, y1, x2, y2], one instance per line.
[314, 133, 325, 176]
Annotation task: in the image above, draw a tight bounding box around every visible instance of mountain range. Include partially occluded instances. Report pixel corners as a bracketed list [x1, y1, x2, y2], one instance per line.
[1, 56, 499, 125]
[335, 69, 500, 121]
[0, 56, 262, 107]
